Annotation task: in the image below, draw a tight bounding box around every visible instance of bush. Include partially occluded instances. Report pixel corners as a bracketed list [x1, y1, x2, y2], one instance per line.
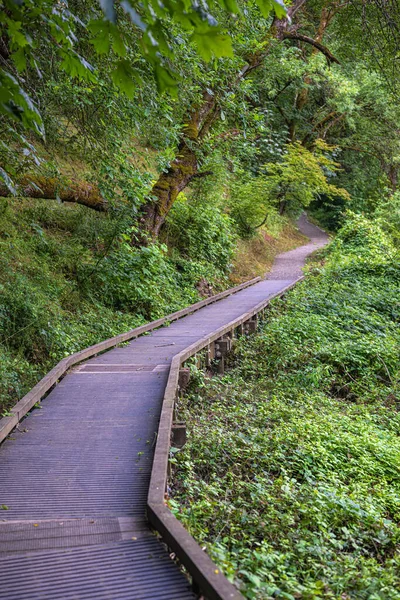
[172, 213, 400, 599]
[165, 194, 236, 272]
[80, 241, 200, 318]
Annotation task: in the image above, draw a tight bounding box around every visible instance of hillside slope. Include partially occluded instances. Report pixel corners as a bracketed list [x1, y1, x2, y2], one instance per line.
[0, 197, 305, 415]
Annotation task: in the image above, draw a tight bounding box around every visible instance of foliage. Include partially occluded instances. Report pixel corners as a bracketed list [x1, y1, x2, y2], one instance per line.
[0, 196, 241, 414]
[80, 240, 200, 316]
[0, 0, 285, 144]
[172, 214, 400, 599]
[374, 192, 400, 248]
[165, 193, 236, 272]
[230, 142, 350, 236]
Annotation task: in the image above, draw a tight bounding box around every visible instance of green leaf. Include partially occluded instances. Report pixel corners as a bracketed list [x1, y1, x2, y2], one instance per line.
[11, 47, 26, 72]
[0, 168, 16, 195]
[111, 59, 137, 98]
[60, 51, 95, 81]
[111, 29, 127, 57]
[191, 30, 233, 62]
[219, 0, 240, 13]
[6, 19, 32, 49]
[255, 0, 286, 19]
[271, 0, 287, 19]
[154, 64, 179, 95]
[89, 22, 111, 54]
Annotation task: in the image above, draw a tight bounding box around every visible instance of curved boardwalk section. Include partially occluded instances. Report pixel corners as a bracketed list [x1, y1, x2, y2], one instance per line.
[0, 217, 328, 599]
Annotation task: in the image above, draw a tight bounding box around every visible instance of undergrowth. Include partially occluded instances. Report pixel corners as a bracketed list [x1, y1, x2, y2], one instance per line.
[172, 212, 400, 599]
[0, 197, 299, 414]
[0, 197, 231, 413]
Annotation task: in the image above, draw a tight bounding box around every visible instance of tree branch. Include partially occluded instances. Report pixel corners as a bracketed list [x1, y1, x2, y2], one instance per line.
[0, 176, 107, 211]
[191, 170, 214, 179]
[282, 32, 341, 64]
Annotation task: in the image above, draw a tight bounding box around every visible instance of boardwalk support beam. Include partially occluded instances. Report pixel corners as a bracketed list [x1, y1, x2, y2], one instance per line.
[171, 422, 187, 448]
[244, 316, 258, 334]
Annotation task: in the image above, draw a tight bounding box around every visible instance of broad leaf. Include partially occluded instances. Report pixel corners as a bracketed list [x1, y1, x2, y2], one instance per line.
[192, 30, 233, 62]
[111, 59, 137, 98]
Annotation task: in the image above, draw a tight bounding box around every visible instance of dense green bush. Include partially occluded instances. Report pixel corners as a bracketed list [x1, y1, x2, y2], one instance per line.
[165, 194, 236, 272]
[172, 213, 400, 599]
[81, 241, 201, 318]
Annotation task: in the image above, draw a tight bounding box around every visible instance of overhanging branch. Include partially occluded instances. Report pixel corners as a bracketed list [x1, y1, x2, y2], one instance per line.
[282, 32, 341, 64]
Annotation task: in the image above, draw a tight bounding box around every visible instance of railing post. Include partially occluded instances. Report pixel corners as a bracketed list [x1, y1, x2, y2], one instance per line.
[214, 336, 232, 375]
[178, 367, 191, 394]
[244, 315, 258, 335]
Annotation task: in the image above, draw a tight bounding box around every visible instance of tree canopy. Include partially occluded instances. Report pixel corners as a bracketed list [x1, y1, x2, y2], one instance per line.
[0, 0, 399, 233]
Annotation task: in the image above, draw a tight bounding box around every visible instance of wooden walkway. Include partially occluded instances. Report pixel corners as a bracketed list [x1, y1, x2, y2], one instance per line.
[0, 217, 328, 599]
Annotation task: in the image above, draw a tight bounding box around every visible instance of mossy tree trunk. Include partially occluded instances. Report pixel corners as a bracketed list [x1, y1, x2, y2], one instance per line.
[140, 91, 218, 238]
[141, 0, 340, 237]
[0, 176, 107, 211]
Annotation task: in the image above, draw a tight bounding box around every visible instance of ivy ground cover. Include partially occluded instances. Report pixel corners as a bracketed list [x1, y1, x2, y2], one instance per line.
[172, 214, 400, 599]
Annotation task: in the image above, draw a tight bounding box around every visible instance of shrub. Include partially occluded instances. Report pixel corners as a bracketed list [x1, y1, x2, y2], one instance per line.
[165, 194, 236, 272]
[172, 213, 400, 599]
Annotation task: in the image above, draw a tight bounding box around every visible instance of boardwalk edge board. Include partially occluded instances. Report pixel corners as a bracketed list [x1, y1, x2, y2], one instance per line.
[0, 274, 304, 600]
[147, 277, 303, 600]
[0, 275, 261, 441]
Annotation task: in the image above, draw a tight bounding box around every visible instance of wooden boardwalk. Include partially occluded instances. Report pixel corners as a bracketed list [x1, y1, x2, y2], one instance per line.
[0, 217, 328, 599]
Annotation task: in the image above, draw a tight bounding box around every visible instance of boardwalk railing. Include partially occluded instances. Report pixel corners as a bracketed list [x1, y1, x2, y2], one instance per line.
[147, 278, 302, 600]
[0, 274, 303, 600]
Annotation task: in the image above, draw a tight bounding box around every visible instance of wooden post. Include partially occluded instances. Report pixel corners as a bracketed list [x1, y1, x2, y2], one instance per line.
[244, 316, 258, 335]
[178, 367, 190, 392]
[216, 356, 225, 374]
[214, 336, 232, 374]
[171, 422, 187, 448]
[206, 342, 216, 368]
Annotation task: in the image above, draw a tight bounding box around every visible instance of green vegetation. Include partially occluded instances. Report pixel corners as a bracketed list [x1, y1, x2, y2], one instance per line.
[0, 193, 238, 414]
[172, 213, 400, 599]
[0, 0, 400, 593]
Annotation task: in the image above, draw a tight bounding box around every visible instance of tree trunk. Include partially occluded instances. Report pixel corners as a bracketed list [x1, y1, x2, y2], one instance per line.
[140, 90, 217, 239]
[141, 0, 310, 239]
[0, 175, 107, 211]
[141, 0, 343, 238]
[386, 164, 398, 194]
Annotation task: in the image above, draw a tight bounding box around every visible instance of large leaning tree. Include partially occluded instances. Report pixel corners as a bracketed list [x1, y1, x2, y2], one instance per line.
[1, 0, 397, 238]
